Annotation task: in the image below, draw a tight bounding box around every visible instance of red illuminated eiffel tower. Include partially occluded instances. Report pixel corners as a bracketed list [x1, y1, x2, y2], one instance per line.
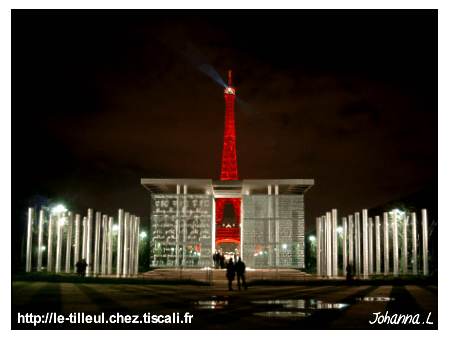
[215, 70, 241, 229]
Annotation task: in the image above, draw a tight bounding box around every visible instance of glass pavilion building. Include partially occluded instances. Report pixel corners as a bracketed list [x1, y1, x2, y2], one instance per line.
[142, 178, 314, 269]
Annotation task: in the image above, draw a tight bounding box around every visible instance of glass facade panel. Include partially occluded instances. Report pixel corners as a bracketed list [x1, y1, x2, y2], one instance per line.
[242, 195, 305, 268]
[151, 194, 213, 267]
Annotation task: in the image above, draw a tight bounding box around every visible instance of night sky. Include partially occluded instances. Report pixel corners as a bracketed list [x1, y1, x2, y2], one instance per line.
[15, 10, 437, 232]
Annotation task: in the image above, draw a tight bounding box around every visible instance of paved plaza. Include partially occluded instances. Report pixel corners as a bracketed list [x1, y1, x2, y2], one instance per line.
[12, 280, 437, 330]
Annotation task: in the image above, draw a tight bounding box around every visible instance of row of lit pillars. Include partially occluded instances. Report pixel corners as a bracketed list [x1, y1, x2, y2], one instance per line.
[25, 206, 146, 277]
[315, 209, 429, 278]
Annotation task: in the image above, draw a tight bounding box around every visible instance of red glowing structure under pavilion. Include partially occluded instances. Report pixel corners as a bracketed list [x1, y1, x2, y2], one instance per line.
[215, 71, 241, 248]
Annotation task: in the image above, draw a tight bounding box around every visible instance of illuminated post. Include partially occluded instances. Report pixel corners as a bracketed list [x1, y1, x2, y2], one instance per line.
[81, 217, 87, 260]
[326, 212, 332, 277]
[393, 210, 399, 277]
[321, 215, 326, 276]
[402, 214, 408, 275]
[412, 213, 418, 275]
[275, 185, 280, 268]
[55, 213, 64, 273]
[93, 212, 101, 277]
[101, 214, 108, 275]
[86, 209, 94, 277]
[117, 209, 124, 278]
[368, 217, 373, 275]
[268, 185, 272, 268]
[122, 212, 130, 277]
[316, 217, 321, 276]
[362, 210, 368, 279]
[37, 209, 45, 272]
[422, 209, 428, 276]
[332, 209, 338, 277]
[343, 217, 347, 275]
[355, 212, 360, 278]
[375, 216, 381, 274]
[182, 185, 188, 267]
[383, 212, 389, 276]
[135, 217, 140, 275]
[26, 207, 34, 272]
[47, 213, 54, 272]
[65, 211, 73, 273]
[107, 216, 113, 275]
[176, 185, 180, 268]
[348, 215, 354, 274]
[129, 215, 135, 275]
[73, 214, 81, 267]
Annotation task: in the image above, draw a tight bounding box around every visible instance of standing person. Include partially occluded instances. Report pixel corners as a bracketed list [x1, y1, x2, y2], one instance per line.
[235, 257, 247, 290]
[226, 258, 235, 291]
[346, 263, 353, 282]
[75, 259, 84, 277]
[220, 253, 225, 269]
[81, 258, 88, 277]
[213, 252, 217, 268]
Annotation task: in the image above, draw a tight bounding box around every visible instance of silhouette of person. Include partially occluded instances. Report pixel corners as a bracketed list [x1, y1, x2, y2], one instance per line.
[226, 258, 235, 290]
[346, 263, 353, 282]
[81, 259, 88, 277]
[220, 253, 225, 269]
[213, 252, 217, 268]
[76, 259, 84, 277]
[235, 257, 247, 290]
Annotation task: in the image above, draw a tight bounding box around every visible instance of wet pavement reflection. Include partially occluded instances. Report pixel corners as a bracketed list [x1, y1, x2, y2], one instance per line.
[251, 299, 348, 309]
[356, 297, 395, 301]
[254, 311, 311, 317]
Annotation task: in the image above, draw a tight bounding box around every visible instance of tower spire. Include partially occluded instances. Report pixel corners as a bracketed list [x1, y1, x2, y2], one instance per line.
[215, 70, 241, 228]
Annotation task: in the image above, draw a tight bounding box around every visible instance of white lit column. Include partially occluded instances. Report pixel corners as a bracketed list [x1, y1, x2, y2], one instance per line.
[135, 217, 140, 275]
[332, 209, 338, 277]
[412, 213, 418, 275]
[55, 213, 64, 273]
[117, 209, 124, 278]
[268, 185, 272, 268]
[368, 217, 373, 275]
[47, 213, 54, 272]
[375, 216, 381, 275]
[86, 209, 94, 277]
[422, 209, 428, 276]
[402, 214, 408, 275]
[37, 209, 45, 272]
[81, 217, 87, 261]
[101, 214, 108, 275]
[383, 212, 389, 276]
[65, 211, 73, 273]
[393, 210, 399, 277]
[74, 214, 81, 267]
[316, 217, 321, 277]
[26, 207, 34, 272]
[122, 212, 130, 277]
[348, 215, 354, 274]
[326, 212, 332, 277]
[343, 217, 347, 275]
[94, 211, 101, 277]
[362, 210, 368, 279]
[183, 185, 188, 267]
[321, 215, 326, 276]
[275, 185, 279, 268]
[129, 215, 135, 274]
[355, 212, 360, 278]
[176, 185, 180, 268]
[107, 216, 113, 275]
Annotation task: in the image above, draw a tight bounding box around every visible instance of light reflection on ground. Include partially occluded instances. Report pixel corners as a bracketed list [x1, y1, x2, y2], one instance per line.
[356, 297, 395, 301]
[254, 311, 311, 317]
[251, 299, 348, 309]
